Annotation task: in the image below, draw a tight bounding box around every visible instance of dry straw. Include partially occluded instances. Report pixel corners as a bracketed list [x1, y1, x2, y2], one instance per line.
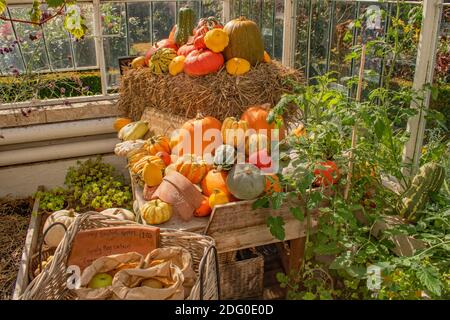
[118, 61, 304, 122]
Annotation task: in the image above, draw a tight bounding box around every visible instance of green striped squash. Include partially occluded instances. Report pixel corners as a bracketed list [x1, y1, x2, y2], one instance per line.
[174, 7, 196, 46]
[397, 162, 445, 221]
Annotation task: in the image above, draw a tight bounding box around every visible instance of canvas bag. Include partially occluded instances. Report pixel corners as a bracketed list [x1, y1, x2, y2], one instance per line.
[74, 252, 143, 300]
[111, 247, 195, 300]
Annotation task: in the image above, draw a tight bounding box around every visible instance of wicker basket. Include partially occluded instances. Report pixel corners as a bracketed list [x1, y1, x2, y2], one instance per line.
[19, 212, 220, 300]
[219, 249, 264, 300]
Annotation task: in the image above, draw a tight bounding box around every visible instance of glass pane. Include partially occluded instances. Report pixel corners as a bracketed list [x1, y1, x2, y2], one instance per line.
[0, 20, 24, 74]
[262, 0, 276, 57]
[152, 2, 176, 42]
[127, 2, 152, 56]
[273, 0, 283, 60]
[72, 3, 97, 68]
[102, 2, 127, 88]
[201, 0, 223, 19]
[9, 7, 50, 72]
[328, 1, 357, 83]
[42, 14, 74, 70]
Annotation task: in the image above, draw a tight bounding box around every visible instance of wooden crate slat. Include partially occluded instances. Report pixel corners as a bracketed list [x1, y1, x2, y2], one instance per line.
[12, 186, 43, 299]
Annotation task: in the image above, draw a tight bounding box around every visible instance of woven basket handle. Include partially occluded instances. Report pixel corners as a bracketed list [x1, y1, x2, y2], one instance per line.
[37, 222, 68, 274]
[198, 245, 220, 300]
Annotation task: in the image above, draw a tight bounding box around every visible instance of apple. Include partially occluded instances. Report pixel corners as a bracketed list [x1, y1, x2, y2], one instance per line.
[141, 278, 164, 289]
[156, 151, 171, 166]
[248, 149, 272, 169]
[88, 273, 113, 289]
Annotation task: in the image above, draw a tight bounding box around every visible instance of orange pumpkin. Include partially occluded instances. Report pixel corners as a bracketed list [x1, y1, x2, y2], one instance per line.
[174, 115, 222, 157]
[201, 169, 229, 196]
[175, 154, 210, 184]
[146, 135, 171, 155]
[241, 104, 285, 141]
[265, 174, 282, 194]
[195, 195, 212, 217]
[113, 118, 132, 132]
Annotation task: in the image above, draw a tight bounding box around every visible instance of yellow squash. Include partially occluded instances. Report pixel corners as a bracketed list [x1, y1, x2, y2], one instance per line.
[169, 55, 186, 76]
[208, 190, 230, 209]
[141, 199, 173, 225]
[226, 58, 251, 75]
[204, 29, 229, 53]
[143, 162, 164, 187]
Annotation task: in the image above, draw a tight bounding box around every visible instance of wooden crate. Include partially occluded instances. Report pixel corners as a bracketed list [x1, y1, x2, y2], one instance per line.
[132, 181, 319, 254]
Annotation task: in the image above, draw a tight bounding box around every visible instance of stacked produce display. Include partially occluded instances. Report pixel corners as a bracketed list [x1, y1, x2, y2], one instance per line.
[130, 11, 269, 77]
[112, 103, 294, 225]
[18, 8, 447, 301]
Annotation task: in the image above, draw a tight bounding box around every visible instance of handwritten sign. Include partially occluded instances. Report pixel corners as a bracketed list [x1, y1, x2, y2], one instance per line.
[67, 226, 160, 271]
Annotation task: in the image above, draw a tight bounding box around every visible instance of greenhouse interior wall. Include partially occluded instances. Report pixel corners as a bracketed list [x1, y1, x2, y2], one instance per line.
[0, 0, 449, 199]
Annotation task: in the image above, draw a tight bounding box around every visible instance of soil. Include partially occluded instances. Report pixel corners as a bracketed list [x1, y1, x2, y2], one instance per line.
[0, 197, 33, 300]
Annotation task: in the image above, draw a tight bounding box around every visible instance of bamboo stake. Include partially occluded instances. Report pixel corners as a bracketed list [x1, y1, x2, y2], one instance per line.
[344, 45, 366, 201]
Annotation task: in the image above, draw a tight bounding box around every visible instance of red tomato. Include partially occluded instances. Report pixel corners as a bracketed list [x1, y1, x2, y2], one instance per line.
[156, 151, 171, 166]
[313, 160, 340, 186]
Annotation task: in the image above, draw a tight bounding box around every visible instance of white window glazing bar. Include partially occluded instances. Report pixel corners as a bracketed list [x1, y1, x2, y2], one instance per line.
[93, 0, 109, 96]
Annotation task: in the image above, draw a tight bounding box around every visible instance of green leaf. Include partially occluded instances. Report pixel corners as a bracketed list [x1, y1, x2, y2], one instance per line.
[416, 265, 442, 296]
[329, 251, 353, 269]
[45, 0, 65, 8]
[374, 117, 386, 139]
[252, 197, 269, 209]
[271, 192, 286, 210]
[0, 0, 6, 15]
[302, 292, 316, 300]
[290, 207, 304, 221]
[266, 216, 285, 240]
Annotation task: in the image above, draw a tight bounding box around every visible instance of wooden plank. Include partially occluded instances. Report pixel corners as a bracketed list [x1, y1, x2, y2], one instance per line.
[402, 0, 443, 175]
[211, 216, 318, 253]
[140, 107, 187, 137]
[288, 237, 306, 272]
[12, 186, 43, 300]
[282, 0, 297, 67]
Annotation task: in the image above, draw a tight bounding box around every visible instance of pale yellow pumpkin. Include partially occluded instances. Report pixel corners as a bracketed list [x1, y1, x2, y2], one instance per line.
[43, 209, 78, 248]
[204, 29, 229, 53]
[169, 55, 185, 76]
[226, 58, 251, 75]
[143, 162, 163, 187]
[141, 199, 173, 225]
[100, 208, 136, 221]
[221, 117, 248, 148]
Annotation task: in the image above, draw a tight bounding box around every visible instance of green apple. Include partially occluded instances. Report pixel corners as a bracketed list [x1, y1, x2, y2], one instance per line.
[88, 273, 113, 289]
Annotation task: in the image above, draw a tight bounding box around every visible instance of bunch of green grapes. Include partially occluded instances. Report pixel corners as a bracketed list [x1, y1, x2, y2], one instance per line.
[65, 156, 133, 211]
